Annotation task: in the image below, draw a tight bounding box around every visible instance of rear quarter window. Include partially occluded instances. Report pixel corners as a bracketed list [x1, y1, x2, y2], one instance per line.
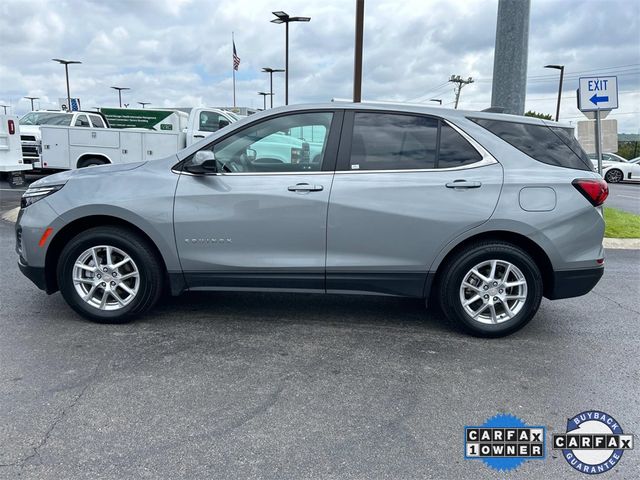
[470, 118, 592, 171]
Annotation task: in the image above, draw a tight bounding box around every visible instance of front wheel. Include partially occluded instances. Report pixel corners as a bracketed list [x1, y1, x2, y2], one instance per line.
[57, 226, 163, 323]
[438, 242, 543, 337]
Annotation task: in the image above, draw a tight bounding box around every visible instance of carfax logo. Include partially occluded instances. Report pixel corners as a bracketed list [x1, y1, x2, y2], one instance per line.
[553, 410, 634, 474]
[464, 413, 545, 472]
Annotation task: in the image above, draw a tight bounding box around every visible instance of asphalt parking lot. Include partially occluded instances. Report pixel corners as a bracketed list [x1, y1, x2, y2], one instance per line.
[0, 178, 639, 479]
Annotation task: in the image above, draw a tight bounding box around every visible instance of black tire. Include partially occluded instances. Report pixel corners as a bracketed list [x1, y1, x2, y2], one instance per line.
[78, 157, 107, 168]
[57, 226, 163, 323]
[604, 169, 623, 183]
[438, 241, 543, 337]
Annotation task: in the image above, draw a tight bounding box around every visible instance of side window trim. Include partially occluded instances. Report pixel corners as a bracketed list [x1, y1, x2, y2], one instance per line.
[336, 109, 496, 173]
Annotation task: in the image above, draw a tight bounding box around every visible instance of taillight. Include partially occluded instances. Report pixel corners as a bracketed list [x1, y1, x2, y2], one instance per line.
[8, 119, 15, 135]
[572, 178, 608, 207]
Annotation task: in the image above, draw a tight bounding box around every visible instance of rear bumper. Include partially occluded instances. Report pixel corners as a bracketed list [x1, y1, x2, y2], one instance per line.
[18, 258, 47, 291]
[545, 266, 604, 300]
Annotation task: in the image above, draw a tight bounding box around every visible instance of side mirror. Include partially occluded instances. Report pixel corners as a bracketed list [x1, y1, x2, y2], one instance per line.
[184, 150, 218, 174]
[218, 119, 230, 129]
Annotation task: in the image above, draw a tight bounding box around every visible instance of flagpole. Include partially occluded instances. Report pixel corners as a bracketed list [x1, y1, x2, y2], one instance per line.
[232, 32, 236, 108]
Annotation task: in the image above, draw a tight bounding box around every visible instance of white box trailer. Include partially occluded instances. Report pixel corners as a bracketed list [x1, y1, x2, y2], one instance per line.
[0, 115, 32, 186]
[37, 107, 237, 170]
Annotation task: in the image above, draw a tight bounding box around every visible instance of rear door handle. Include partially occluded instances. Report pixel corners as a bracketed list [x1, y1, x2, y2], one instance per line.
[288, 183, 324, 192]
[193, 134, 205, 139]
[445, 180, 482, 189]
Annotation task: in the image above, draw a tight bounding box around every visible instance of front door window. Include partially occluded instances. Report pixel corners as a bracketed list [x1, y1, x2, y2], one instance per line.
[205, 112, 333, 173]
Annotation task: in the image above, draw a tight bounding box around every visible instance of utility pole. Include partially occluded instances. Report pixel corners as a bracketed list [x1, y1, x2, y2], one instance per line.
[449, 75, 474, 109]
[353, 0, 365, 102]
[490, 0, 531, 115]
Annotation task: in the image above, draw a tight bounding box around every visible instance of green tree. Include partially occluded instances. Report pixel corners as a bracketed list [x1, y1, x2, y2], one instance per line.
[524, 110, 553, 120]
[617, 141, 639, 159]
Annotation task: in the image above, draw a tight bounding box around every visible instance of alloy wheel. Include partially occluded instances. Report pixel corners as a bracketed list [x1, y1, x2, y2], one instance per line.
[459, 259, 528, 324]
[72, 245, 140, 311]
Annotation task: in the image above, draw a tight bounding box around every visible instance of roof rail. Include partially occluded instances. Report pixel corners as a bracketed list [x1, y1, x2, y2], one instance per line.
[330, 98, 448, 108]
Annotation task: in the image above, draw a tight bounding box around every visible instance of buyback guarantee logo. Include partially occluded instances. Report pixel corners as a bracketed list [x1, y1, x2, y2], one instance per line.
[553, 411, 634, 474]
[464, 414, 545, 472]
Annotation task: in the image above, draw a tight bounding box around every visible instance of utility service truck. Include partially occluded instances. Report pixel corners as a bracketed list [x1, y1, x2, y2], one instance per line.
[0, 115, 32, 187]
[22, 107, 237, 171]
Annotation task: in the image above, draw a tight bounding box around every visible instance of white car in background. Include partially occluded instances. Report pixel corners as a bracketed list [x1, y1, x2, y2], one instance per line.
[601, 156, 640, 183]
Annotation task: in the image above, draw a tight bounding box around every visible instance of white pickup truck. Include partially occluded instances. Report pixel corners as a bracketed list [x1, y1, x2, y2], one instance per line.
[24, 107, 238, 170]
[0, 115, 32, 186]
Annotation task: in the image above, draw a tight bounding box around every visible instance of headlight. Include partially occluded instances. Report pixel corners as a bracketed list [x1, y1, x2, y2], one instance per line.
[21, 184, 65, 208]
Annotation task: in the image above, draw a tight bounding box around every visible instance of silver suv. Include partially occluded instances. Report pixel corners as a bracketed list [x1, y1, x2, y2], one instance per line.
[15, 103, 608, 337]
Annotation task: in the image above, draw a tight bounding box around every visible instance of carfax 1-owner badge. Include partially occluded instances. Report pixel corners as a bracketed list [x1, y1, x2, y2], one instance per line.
[553, 410, 634, 474]
[464, 414, 545, 472]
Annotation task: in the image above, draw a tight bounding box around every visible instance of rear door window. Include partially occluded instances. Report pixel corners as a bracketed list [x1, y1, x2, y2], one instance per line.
[349, 113, 438, 170]
[470, 118, 592, 171]
[347, 112, 483, 171]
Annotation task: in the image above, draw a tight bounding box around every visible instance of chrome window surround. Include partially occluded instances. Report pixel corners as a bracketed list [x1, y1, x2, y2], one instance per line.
[174, 119, 497, 177]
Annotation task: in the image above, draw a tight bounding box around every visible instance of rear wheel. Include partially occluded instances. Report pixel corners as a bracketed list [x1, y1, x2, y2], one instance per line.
[604, 168, 623, 183]
[57, 226, 163, 323]
[438, 242, 543, 337]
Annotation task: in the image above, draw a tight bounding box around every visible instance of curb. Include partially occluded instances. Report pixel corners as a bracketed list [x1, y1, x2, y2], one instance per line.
[602, 238, 640, 250]
[2, 206, 639, 249]
[1, 207, 19, 224]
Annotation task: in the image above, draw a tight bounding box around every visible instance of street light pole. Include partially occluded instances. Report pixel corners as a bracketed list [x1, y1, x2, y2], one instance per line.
[0, 105, 9, 114]
[138, 102, 151, 109]
[545, 64, 564, 121]
[262, 68, 285, 108]
[271, 11, 311, 105]
[111, 86, 130, 108]
[24, 96, 40, 111]
[430, 99, 442, 105]
[52, 59, 82, 111]
[258, 92, 273, 110]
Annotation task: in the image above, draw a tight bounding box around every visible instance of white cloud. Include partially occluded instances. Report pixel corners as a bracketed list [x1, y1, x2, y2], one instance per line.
[0, 0, 638, 131]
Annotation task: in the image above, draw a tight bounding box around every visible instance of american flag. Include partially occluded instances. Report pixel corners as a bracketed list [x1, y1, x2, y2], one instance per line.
[233, 41, 240, 71]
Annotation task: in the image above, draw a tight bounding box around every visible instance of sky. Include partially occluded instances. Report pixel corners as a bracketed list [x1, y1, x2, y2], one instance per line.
[1, 0, 639, 132]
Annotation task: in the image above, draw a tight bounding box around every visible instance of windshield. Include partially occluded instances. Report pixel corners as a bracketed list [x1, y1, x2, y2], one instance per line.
[20, 112, 73, 126]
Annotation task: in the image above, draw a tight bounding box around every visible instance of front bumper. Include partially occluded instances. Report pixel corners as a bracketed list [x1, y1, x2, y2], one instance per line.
[18, 257, 47, 291]
[546, 266, 604, 300]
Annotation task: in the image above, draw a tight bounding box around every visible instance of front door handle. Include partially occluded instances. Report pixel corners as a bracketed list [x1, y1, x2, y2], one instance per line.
[193, 134, 205, 139]
[445, 180, 482, 189]
[288, 183, 324, 193]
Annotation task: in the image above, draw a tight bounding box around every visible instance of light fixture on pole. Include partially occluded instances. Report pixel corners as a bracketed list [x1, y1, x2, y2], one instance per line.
[271, 11, 311, 105]
[138, 102, 151, 109]
[261, 67, 285, 108]
[0, 105, 10, 114]
[544, 64, 564, 121]
[52, 58, 82, 111]
[258, 92, 273, 110]
[430, 99, 442, 105]
[24, 96, 40, 111]
[111, 86, 130, 108]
